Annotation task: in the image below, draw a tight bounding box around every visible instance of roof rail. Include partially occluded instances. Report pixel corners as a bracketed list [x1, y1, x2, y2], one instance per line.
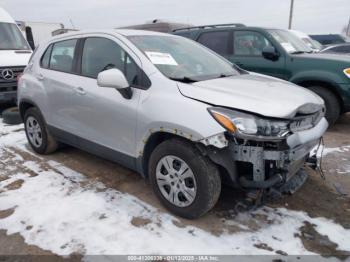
[173, 23, 245, 32]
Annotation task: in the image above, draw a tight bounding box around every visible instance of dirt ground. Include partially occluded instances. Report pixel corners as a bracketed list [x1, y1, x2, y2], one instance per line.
[0, 104, 349, 259]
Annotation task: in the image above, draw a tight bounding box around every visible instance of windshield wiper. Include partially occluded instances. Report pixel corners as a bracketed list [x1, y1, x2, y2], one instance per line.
[169, 73, 235, 83]
[169, 76, 198, 83]
[290, 51, 306, 54]
[218, 73, 235, 78]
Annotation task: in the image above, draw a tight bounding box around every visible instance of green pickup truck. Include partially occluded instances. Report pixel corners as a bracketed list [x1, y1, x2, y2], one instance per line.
[173, 24, 350, 125]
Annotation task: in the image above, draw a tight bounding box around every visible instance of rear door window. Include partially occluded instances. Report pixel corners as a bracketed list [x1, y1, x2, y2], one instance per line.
[49, 39, 77, 73]
[197, 31, 230, 56]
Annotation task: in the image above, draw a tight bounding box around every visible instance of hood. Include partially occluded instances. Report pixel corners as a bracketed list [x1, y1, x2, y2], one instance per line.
[177, 74, 324, 119]
[0, 50, 32, 67]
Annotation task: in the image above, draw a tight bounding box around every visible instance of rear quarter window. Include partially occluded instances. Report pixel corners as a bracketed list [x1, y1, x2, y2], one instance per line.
[40, 44, 53, 68]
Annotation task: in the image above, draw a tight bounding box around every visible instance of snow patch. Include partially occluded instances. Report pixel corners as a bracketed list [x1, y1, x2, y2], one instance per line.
[0, 160, 349, 256]
[313, 144, 350, 158]
[0, 118, 349, 256]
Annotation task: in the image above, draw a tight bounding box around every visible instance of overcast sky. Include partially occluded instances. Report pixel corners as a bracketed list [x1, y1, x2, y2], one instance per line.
[0, 0, 349, 34]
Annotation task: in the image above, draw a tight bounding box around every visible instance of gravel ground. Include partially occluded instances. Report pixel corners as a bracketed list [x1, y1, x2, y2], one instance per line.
[0, 104, 349, 260]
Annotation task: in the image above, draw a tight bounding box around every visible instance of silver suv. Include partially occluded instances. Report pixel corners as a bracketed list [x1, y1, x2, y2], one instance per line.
[18, 30, 328, 218]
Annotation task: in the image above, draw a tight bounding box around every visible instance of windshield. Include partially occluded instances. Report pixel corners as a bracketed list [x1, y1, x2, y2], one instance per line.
[268, 29, 313, 54]
[128, 35, 239, 82]
[311, 39, 323, 50]
[0, 22, 30, 50]
[301, 38, 323, 51]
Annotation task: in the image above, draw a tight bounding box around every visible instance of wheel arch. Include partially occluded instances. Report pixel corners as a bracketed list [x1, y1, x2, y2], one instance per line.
[138, 131, 237, 186]
[18, 99, 39, 120]
[139, 131, 193, 179]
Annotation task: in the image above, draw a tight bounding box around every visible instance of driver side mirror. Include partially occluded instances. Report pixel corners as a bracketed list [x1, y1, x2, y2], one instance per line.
[97, 68, 133, 99]
[262, 46, 279, 61]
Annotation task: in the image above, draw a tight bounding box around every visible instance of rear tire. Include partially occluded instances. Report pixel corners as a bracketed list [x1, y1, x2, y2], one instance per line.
[149, 139, 221, 219]
[24, 107, 58, 154]
[307, 86, 340, 126]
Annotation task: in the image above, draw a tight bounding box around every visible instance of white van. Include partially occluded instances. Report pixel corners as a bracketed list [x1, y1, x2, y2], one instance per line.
[0, 7, 32, 104]
[16, 21, 66, 48]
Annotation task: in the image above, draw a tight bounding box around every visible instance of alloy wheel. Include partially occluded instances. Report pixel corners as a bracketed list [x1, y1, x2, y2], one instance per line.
[26, 116, 43, 148]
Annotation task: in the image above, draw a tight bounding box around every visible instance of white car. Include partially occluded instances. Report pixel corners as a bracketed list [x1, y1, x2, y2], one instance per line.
[18, 29, 328, 218]
[0, 7, 32, 104]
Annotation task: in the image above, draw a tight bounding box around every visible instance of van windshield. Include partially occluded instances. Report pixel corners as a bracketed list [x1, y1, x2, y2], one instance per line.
[128, 35, 239, 82]
[0, 22, 30, 50]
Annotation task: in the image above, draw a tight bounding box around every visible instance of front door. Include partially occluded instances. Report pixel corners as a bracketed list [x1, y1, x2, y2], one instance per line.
[70, 36, 143, 160]
[230, 30, 287, 79]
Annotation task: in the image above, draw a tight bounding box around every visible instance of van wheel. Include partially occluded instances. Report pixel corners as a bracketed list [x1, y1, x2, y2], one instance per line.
[149, 139, 221, 219]
[24, 107, 58, 154]
[308, 86, 340, 126]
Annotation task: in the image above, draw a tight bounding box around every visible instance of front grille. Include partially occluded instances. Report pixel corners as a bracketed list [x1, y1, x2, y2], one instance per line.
[0, 66, 25, 93]
[0, 83, 17, 92]
[289, 110, 324, 132]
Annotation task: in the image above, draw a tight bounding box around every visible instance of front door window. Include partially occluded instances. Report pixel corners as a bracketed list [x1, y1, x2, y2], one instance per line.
[234, 31, 272, 56]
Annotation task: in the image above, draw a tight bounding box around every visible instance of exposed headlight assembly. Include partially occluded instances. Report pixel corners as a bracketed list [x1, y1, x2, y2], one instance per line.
[344, 68, 350, 78]
[208, 107, 290, 140]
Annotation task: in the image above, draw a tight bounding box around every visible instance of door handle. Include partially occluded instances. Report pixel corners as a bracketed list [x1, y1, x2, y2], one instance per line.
[36, 73, 45, 81]
[74, 86, 86, 95]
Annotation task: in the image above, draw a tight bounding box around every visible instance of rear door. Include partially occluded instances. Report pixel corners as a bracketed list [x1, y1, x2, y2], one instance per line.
[39, 38, 82, 133]
[69, 35, 145, 159]
[229, 30, 287, 79]
[196, 30, 232, 60]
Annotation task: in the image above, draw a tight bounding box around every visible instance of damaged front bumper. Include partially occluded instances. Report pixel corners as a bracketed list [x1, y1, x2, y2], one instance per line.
[204, 117, 328, 190]
[232, 140, 317, 188]
[232, 117, 328, 189]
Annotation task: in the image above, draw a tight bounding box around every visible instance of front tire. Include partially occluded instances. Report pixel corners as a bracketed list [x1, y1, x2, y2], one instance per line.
[307, 86, 340, 126]
[24, 107, 58, 154]
[149, 139, 221, 219]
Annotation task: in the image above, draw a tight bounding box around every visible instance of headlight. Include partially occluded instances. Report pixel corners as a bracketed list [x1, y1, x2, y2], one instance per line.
[208, 107, 290, 139]
[344, 68, 350, 78]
